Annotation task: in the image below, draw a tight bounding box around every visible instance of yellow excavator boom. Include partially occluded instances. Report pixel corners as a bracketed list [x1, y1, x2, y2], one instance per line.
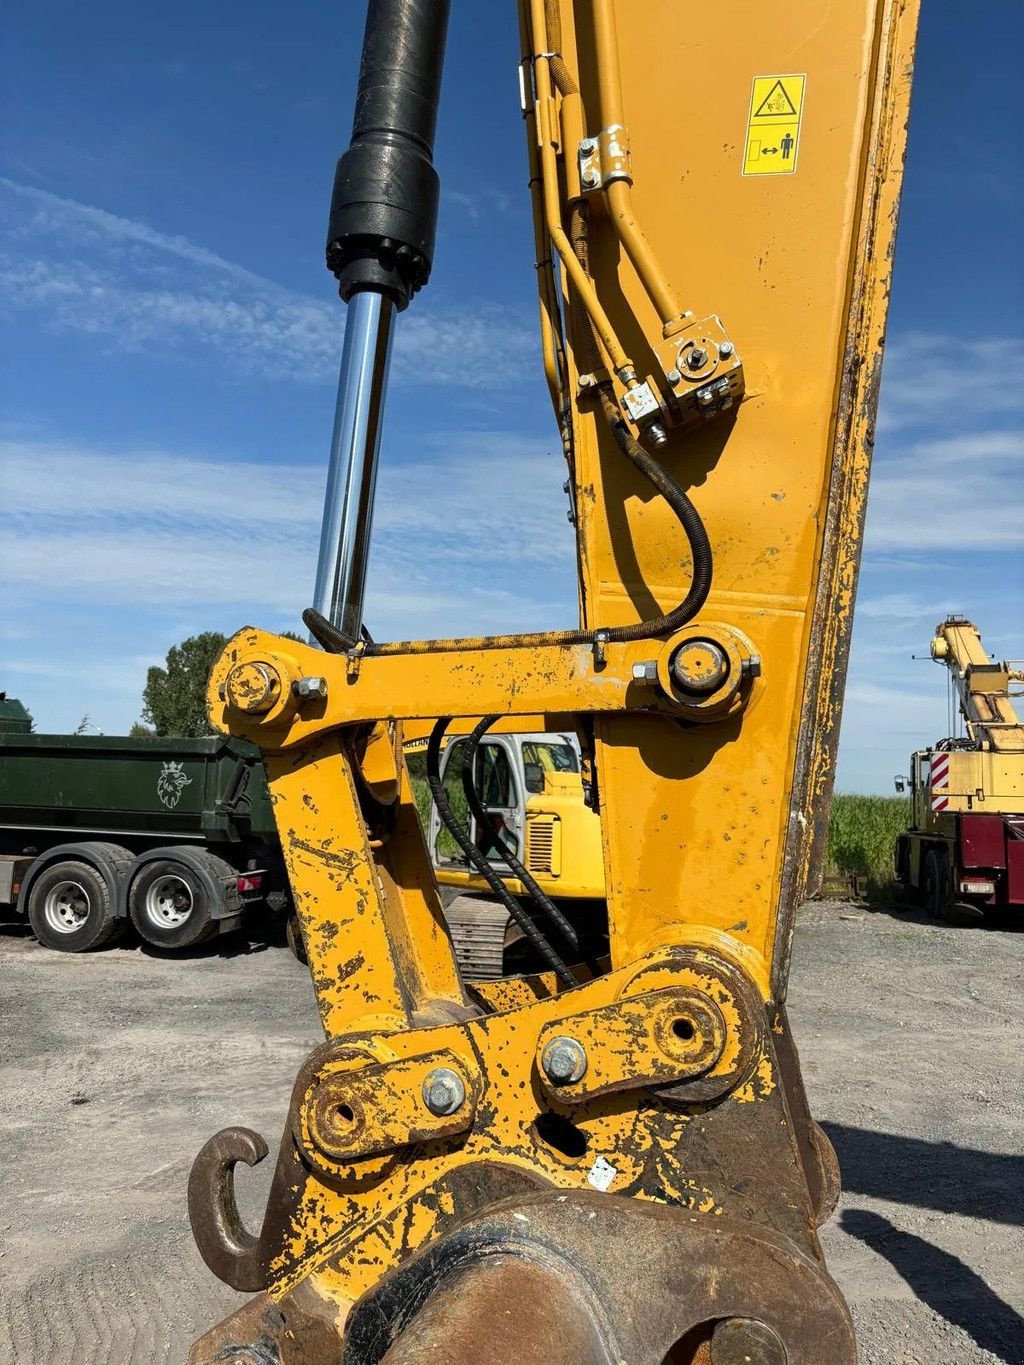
[186, 1, 920, 1360]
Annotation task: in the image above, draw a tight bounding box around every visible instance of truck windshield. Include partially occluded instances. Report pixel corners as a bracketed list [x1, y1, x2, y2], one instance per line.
[521, 741, 579, 794]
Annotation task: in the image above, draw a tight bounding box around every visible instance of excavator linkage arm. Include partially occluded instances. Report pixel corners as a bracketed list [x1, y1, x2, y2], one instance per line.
[187, 1, 920, 1360]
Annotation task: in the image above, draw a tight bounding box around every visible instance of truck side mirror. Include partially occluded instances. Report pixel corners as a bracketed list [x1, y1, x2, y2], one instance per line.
[893, 776, 906, 793]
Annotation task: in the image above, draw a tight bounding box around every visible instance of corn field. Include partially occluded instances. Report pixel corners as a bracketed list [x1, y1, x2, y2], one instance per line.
[825, 794, 910, 893]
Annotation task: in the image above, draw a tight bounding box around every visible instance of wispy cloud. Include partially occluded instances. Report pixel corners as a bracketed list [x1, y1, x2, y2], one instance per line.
[0, 431, 577, 623]
[446, 186, 517, 222]
[0, 178, 538, 386]
[866, 431, 1023, 551]
[876, 332, 1024, 433]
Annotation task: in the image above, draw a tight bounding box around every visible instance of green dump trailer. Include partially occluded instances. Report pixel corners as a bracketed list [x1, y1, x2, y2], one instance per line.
[0, 718, 288, 952]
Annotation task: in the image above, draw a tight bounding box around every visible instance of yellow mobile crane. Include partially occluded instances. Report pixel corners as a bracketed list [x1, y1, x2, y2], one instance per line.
[895, 615, 1024, 919]
[187, 2, 920, 1360]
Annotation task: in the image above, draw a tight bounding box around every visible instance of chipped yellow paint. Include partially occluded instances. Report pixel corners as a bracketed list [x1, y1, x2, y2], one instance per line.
[258, 949, 766, 1312]
[193, 0, 920, 1342]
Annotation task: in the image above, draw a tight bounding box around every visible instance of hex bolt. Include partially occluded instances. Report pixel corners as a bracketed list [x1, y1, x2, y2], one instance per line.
[541, 1036, 588, 1085]
[422, 1067, 466, 1117]
[578, 372, 594, 389]
[631, 660, 659, 684]
[687, 346, 709, 370]
[666, 367, 682, 385]
[582, 169, 599, 188]
[672, 640, 729, 695]
[742, 655, 763, 679]
[719, 340, 734, 358]
[293, 676, 328, 701]
[645, 421, 669, 448]
[711, 1317, 786, 1365]
[580, 137, 597, 154]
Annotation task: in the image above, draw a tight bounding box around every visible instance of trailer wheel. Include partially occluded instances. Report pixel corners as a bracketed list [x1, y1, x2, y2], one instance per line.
[922, 848, 950, 918]
[27, 859, 119, 952]
[128, 859, 217, 949]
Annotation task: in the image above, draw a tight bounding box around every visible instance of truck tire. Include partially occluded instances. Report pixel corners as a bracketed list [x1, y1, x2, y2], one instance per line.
[922, 848, 950, 918]
[27, 859, 120, 952]
[286, 913, 308, 965]
[128, 856, 219, 949]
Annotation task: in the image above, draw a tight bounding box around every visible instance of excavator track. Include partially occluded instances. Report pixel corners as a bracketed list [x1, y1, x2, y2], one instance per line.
[442, 895, 509, 980]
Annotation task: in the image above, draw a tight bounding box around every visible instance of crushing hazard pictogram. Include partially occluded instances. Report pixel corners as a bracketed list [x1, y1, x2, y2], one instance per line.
[754, 79, 798, 118]
[742, 74, 806, 177]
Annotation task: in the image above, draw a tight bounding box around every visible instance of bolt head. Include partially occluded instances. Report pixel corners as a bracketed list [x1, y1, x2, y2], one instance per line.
[719, 340, 734, 358]
[631, 660, 659, 684]
[541, 1036, 588, 1085]
[687, 346, 709, 370]
[666, 368, 682, 385]
[580, 137, 597, 154]
[422, 1067, 466, 1117]
[294, 676, 328, 700]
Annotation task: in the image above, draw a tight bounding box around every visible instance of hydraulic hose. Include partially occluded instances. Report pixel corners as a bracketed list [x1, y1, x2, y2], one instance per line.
[459, 715, 580, 953]
[426, 718, 578, 988]
[305, 387, 712, 657]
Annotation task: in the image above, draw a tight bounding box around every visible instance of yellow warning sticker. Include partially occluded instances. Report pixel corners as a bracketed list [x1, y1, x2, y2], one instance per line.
[742, 74, 806, 177]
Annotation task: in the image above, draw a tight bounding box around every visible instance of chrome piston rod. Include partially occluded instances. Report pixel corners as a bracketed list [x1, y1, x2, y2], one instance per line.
[311, 289, 396, 640]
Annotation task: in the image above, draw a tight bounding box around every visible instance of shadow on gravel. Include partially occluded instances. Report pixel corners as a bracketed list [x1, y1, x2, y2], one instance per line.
[829, 897, 1024, 932]
[137, 907, 292, 961]
[823, 1123, 1024, 1225]
[841, 1209, 1024, 1362]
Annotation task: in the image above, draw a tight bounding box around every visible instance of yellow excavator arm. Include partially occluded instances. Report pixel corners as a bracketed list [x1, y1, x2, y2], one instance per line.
[187, 2, 920, 1360]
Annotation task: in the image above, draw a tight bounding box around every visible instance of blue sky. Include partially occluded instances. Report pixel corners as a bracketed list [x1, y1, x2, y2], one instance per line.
[1, 0, 1021, 791]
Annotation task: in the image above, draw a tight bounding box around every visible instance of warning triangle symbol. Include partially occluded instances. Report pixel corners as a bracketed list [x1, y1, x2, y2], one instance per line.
[754, 80, 797, 117]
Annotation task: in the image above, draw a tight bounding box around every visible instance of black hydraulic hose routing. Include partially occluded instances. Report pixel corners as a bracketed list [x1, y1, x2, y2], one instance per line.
[426, 719, 579, 988]
[305, 389, 713, 656]
[459, 716, 580, 953]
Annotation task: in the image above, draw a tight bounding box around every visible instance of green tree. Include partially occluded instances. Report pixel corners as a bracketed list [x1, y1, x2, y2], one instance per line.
[129, 721, 156, 738]
[142, 632, 227, 737]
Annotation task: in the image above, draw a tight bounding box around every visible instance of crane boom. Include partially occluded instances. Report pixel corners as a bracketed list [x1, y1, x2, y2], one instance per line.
[186, 2, 922, 1360]
[931, 614, 1024, 754]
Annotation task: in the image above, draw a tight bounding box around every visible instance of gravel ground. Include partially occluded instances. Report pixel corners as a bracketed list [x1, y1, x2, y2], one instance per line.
[0, 900, 1021, 1364]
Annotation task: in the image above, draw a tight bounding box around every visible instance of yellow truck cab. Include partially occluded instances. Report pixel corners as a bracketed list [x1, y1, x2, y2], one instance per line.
[428, 731, 604, 901]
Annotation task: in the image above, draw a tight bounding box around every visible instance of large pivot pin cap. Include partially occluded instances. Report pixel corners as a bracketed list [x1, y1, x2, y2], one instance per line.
[671, 639, 729, 695]
[222, 661, 282, 715]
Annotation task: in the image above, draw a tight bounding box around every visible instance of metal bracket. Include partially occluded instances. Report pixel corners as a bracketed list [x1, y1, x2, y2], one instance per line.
[305, 1048, 481, 1164]
[578, 124, 633, 191]
[536, 985, 728, 1103]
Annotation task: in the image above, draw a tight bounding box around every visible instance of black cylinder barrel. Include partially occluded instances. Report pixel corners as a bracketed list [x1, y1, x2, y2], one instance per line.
[326, 0, 451, 309]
